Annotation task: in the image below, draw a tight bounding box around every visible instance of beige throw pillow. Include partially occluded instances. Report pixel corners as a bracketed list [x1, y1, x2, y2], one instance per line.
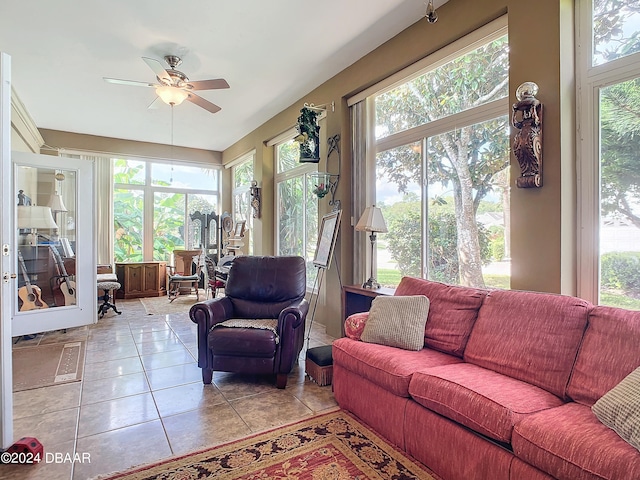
[360, 295, 430, 351]
[592, 366, 640, 452]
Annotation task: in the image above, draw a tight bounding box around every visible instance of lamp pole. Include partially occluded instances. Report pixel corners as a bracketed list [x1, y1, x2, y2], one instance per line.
[363, 231, 380, 289]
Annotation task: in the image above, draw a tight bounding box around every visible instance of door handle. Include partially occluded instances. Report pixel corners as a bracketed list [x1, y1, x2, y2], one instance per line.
[3, 272, 17, 283]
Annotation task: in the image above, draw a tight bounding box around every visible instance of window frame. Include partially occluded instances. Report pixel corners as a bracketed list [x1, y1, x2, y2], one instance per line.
[113, 156, 221, 263]
[230, 150, 255, 255]
[354, 19, 510, 287]
[576, 0, 640, 303]
[273, 132, 318, 289]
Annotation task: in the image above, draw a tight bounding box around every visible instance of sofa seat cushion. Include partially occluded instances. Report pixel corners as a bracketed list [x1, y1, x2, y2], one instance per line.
[409, 363, 564, 443]
[208, 325, 277, 358]
[464, 289, 591, 399]
[332, 337, 461, 397]
[394, 277, 487, 357]
[567, 305, 640, 406]
[512, 402, 640, 480]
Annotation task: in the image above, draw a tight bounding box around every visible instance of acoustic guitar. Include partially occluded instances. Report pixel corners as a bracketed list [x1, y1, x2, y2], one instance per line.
[17, 251, 48, 311]
[50, 246, 76, 306]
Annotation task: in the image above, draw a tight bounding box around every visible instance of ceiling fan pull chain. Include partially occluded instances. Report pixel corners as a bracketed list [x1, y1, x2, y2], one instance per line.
[170, 105, 174, 184]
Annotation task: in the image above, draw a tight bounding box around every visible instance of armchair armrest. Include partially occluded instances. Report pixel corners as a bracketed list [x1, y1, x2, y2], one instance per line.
[189, 296, 234, 369]
[278, 297, 310, 330]
[190, 296, 234, 326]
[276, 297, 310, 375]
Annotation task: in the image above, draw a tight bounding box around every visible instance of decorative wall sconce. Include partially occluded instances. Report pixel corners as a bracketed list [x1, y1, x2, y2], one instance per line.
[308, 134, 341, 211]
[295, 104, 325, 163]
[512, 82, 543, 188]
[250, 180, 261, 219]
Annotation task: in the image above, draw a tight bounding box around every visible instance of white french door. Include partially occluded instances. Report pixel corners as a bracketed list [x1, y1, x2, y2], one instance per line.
[0, 51, 13, 449]
[12, 152, 96, 336]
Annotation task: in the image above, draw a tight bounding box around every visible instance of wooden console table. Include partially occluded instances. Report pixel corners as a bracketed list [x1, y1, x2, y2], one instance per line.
[341, 285, 395, 334]
[115, 261, 167, 299]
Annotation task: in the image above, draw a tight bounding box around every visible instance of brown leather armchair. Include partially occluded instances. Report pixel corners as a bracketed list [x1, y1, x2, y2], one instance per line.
[189, 255, 309, 388]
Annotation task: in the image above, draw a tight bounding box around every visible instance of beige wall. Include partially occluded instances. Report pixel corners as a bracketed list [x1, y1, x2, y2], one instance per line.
[39, 129, 222, 166]
[222, 0, 576, 337]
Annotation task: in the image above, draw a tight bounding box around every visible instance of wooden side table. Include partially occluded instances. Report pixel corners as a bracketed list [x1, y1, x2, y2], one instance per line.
[341, 284, 395, 336]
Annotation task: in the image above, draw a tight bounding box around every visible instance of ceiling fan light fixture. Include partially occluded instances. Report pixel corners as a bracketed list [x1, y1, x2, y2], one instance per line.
[156, 85, 188, 106]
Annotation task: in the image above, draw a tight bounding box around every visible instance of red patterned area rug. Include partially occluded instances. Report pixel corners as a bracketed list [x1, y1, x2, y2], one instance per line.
[94, 410, 437, 480]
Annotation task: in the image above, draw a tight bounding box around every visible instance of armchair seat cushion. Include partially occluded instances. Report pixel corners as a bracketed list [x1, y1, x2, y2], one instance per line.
[208, 323, 278, 357]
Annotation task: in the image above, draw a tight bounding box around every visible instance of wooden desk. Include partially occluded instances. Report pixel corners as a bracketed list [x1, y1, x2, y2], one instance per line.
[341, 284, 395, 323]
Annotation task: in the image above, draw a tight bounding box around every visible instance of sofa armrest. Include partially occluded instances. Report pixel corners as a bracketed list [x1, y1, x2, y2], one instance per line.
[189, 297, 234, 369]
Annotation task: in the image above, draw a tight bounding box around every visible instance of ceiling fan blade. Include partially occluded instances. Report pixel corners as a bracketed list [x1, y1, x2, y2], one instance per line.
[186, 92, 222, 114]
[187, 79, 230, 91]
[103, 77, 157, 88]
[142, 57, 172, 85]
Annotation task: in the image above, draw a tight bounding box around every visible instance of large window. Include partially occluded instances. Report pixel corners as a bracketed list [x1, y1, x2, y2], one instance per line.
[578, 0, 640, 308]
[231, 152, 255, 255]
[275, 138, 318, 286]
[368, 26, 510, 289]
[113, 158, 220, 263]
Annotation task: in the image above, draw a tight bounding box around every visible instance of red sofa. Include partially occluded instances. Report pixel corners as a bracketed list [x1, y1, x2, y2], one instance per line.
[332, 277, 640, 480]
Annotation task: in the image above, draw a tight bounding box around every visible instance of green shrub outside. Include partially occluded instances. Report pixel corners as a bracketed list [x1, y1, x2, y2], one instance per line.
[601, 252, 640, 292]
[488, 226, 505, 261]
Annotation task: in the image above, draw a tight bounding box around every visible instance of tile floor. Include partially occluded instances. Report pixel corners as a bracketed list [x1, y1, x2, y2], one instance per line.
[2, 297, 337, 480]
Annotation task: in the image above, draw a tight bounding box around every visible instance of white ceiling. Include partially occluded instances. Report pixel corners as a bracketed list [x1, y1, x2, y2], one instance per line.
[0, 1, 447, 153]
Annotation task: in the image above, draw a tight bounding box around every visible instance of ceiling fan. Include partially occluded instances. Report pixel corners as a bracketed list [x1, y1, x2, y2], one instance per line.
[103, 55, 229, 114]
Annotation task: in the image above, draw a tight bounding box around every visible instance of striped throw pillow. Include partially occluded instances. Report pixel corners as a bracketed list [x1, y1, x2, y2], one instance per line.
[360, 295, 430, 351]
[592, 366, 640, 452]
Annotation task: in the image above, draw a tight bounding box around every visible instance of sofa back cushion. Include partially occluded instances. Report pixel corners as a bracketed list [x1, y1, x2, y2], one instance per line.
[464, 289, 591, 399]
[567, 305, 640, 406]
[394, 277, 487, 357]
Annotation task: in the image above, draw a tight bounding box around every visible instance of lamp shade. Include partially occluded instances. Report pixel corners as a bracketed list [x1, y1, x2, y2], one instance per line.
[17, 206, 59, 230]
[48, 193, 68, 213]
[156, 86, 188, 106]
[355, 205, 388, 233]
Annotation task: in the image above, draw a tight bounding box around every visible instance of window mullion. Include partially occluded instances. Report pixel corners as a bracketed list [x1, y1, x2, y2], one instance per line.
[422, 136, 429, 279]
[375, 98, 508, 153]
[143, 177, 154, 261]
